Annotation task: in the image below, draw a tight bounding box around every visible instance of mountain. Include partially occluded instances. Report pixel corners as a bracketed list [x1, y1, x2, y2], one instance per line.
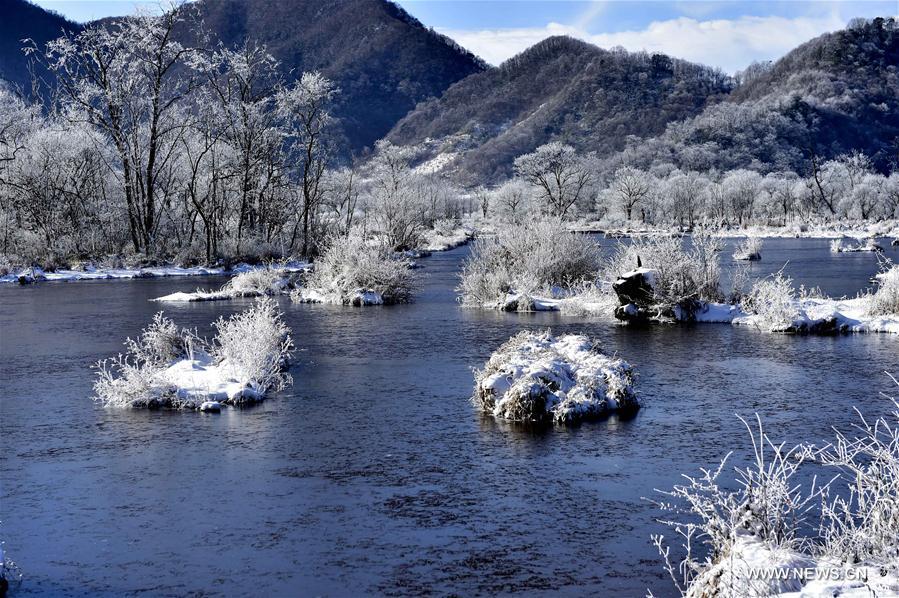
[0, 0, 79, 92]
[177, 0, 486, 157]
[386, 36, 733, 183]
[1, 0, 485, 156]
[608, 17, 899, 176]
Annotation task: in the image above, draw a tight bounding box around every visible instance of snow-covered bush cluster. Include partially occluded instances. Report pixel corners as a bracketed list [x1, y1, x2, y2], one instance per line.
[153, 267, 292, 302]
[473, 330, 638, 424]
[830, 237, 884, 253]
[733, 236, 763, 261]
[223, 268, 289, 296]
[607, 231, 723, 319]
[94, 299, 292, 409]
[291, 234, 417, 306]
[739, 271, 801, 332]
[458, 219, 600, 310]
[651, 378, 899, 597]
[868, 265, 899, 316]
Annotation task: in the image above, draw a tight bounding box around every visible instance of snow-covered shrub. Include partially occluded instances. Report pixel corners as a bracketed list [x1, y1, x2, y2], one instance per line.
[473, 330, 637, 424]
[212, 297, 292, 395]
[123, 312, 193, 368]
[606, 230, 723, 317]
[868, 265, 899, 316]
[650, 416, 825, 596]
[458, 219, 600, 308]
[733, 236, 762, 260]
[292, 234, 417, 305]
[223, 268, 288, 296]
[94, 300, 293, 409]
[652, 378, 899, 597]
[0, 542, 23, 594]
[740, 271, 800, 332]
[94, 351, 172, 408]
[817, 375, 899, 568]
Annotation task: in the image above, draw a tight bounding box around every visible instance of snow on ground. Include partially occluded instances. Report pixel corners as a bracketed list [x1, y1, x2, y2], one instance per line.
[690, 297, 899, 334]
[691, 534, 899, 598]
[152, 269, 293, 302]
[487, 289, 618, 316]
[159, 351, 265, 405]
[1, 261, 310, 284]
[473, 330, 638, 424]
[413, 151, 458, 175]
[419, 225, 474, 252]
[292, 287, 385, 306]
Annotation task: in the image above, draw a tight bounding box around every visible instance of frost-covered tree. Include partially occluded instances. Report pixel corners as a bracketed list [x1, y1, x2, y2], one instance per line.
[722, 169, 763, 225]
[513, 142, 593, 219]
[849, 173, 886, 220]
[762, 172, 802, 225]
[39, 9, 202, 254]
[663, 171, 707, 227]
[609, 166, 651, 221]
[492, 178, 531, 224]
[3, 120, 117, 260]
[366, 141, 425, 251]
[205, 42, 286, 253]
[320, 167, 360, 238]
[277, 72, 337, 256]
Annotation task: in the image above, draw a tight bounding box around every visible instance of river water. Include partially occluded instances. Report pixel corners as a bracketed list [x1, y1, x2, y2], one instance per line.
[1, 237, 897, 596]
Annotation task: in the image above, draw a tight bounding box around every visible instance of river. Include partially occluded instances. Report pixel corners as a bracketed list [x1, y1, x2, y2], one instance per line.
[1, 237, 896, 596]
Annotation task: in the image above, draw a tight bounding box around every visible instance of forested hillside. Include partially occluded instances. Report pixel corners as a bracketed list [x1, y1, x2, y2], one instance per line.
[176, 0, 486, 156]
[0, 0, 79, 91]
[599, 17, 899, 177]
[388, 36, 733, 183]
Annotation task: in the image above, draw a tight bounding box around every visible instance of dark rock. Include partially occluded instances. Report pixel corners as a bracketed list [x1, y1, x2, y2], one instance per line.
[612, 268, 656, 307]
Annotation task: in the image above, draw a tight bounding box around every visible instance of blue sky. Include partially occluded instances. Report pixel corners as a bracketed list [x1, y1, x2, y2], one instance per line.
[31, 1, 899, 73]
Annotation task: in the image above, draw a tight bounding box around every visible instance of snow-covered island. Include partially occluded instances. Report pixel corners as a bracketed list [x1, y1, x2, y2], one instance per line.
[152, 268, 294, 302]
[733, 236, 763, 261]
[290, 235, 418, 306]
[473, 330, 638, 424]
[619, 264, 899, 334]
[459, 220, 899, 335]
[830, 237, 884, 253]
[94, 299, 293, 409]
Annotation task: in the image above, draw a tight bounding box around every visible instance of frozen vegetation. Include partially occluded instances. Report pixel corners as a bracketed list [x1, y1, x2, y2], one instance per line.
[691, 265, 899, 334]
[607, 231, 724, 322]
[291, 235, 417, 306]
[458, 220, 605, 312]
[830, 237, 884, 253]
[153, 268, 293, 302]
[0, 542, 22, 594]
[94, 299, 292, 409]
[473, 330, 638, 424]
[458, 218, 899, 335]
[733, 236, 763, 261]
[651, 377, 899, 598]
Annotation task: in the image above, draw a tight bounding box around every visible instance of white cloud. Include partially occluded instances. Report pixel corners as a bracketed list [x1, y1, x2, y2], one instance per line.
[441, 13, 850, 73]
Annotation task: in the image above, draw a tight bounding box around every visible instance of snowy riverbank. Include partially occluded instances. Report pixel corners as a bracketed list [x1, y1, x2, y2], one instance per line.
[568, 218, 899, 240]
[1, 261, 310, 284]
